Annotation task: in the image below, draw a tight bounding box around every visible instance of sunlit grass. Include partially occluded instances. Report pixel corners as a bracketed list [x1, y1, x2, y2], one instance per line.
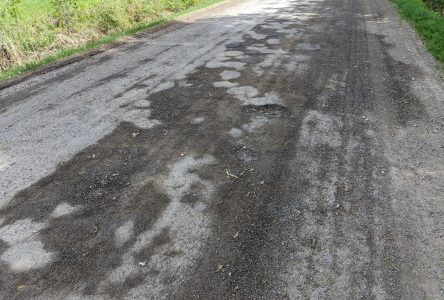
[392, 0, 444, 62]
[0, 0, 224, 80]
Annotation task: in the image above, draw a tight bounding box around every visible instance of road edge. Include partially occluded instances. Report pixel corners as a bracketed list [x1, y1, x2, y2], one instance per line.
[0, 0, 239, 91]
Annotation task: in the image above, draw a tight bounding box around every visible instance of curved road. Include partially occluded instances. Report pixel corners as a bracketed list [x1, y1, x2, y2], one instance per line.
[0, 0, 443, 298]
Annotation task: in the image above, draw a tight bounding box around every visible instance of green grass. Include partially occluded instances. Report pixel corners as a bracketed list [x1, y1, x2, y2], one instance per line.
[0, 0, 224, 80]
[391, 0, 444, 62]
[423, 0, 444, 14]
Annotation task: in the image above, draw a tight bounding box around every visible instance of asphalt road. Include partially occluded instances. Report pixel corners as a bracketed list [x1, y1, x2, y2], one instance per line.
[0, 0, 443, 298]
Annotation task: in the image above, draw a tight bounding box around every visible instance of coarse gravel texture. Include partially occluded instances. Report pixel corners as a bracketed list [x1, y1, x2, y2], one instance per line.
[0, 0, 443, 298]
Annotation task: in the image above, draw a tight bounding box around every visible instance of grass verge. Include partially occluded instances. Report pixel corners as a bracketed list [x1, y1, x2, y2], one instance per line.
[0, 0, 224, 81]
[391, 0, 444, 62]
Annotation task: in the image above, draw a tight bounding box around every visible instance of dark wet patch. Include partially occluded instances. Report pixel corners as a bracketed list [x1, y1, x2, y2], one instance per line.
[375, 35, 426, 125]
[179, 0, 404, 299]
[152, 227, 171, 248]
[135, 228, 171, 264]
[243, 104, 291, 118]
[118, 102, 131, 108]
[0, 1, 410, 298]
[177, 17, 320, 300]
[68, 66, 142, 99]
[253, 26, 279, 36]
[0, 85, 46, 111]
[0, 42, 245, 299]
[181, 183, 205, 206]
[97, 70, 128, 84]
[114, 76, 156, 101]
[107, 272, 146, 297]
[235, 145, 260, 163]
[37, 103, 59, 112]
[166, 249, 183, 257]
[0, 121, 176, 298]
[131, 182, 171, 238]
[225, 37, 260, 51]
[126, 82, 151, 92]
[139, 57, 154, 64]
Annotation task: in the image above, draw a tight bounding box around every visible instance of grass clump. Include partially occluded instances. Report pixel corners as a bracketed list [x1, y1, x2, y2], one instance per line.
[423, 0, 444, 14]
[0, 0, 221, 79]
[391, 0, 444, 62]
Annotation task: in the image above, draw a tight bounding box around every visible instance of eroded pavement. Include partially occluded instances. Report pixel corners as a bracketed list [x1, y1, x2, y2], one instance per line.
[0, 0, 443, 298]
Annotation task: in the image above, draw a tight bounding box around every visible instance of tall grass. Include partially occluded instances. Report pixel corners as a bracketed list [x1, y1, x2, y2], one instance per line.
[0, 0, 216, 74]
[423, 0, 444, 14]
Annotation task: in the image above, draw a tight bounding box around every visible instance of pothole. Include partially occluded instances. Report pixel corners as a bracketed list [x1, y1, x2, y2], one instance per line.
[242, 104, 291, 118]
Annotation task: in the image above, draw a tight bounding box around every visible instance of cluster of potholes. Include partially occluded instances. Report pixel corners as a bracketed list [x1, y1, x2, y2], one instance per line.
[0, 1, 328, 298]
[202, 22, 320, 164]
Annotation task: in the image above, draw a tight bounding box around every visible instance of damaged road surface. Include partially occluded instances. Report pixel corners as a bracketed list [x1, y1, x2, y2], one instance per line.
[0, 0, 443, 298]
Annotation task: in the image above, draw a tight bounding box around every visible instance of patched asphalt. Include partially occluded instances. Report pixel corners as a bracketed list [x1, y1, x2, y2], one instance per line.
[0, 0, 443, 299]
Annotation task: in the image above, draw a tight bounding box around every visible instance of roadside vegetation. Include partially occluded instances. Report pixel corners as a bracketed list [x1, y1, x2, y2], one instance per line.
[423, 0, 444, 14]
[391, 0, 444, 62]
[0, 0, 221, 80]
